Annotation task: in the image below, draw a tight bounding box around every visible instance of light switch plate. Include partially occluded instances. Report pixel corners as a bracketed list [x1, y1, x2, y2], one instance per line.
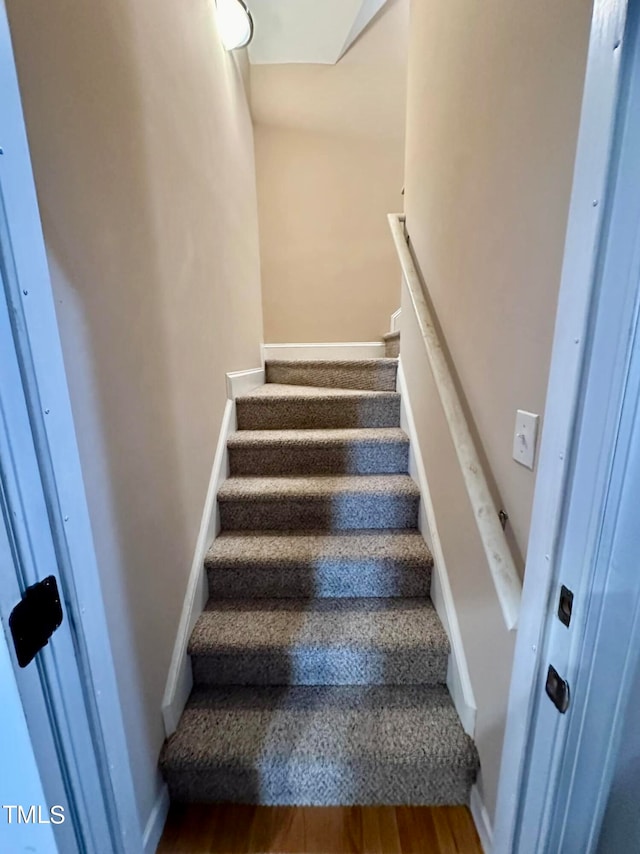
[513, 410, 539, 470]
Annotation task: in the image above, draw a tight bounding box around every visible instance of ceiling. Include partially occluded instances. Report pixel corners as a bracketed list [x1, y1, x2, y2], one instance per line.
[247, 0, 390, 65]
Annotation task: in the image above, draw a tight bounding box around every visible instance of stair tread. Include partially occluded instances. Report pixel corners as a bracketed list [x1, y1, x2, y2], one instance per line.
[383, 331, 400, 341]
[239, 383, 399, 400]
[162, 684, 477, 768]
[236, 385, 400, 431]
[206, 529, 432, 567]
[189, 597, 448, 656]
[218, 474, 420, 501]
[228, 428, 408, 447]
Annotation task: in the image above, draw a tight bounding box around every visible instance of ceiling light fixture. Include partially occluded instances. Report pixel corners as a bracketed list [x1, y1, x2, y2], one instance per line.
[216, 0, 254, 51]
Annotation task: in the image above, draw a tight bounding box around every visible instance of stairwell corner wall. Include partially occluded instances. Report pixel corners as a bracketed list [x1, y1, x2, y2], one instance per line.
[252, 0, 410, 344]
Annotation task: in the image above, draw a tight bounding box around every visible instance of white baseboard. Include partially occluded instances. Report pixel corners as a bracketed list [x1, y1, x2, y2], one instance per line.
[470, 784, 493, 853]
[262, 342, 386, 361]
[397, 360, 477, 736]
[226, 366, 265, 399]
[143, 783, 170, 854]
[390, 308, 402, 333]
[161, 396, 236, 736]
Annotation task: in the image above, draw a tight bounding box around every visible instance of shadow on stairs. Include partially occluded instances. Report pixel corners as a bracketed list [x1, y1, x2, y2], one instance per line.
[159, 357, 479, 835]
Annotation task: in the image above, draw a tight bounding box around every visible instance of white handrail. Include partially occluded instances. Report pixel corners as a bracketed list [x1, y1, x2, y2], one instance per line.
[388, 213, 522, 630]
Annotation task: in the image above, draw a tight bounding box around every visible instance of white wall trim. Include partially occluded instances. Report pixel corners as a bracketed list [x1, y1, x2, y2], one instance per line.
[143, 784, 170, 854]
[161, 396, 236, 736]
[226, 366, 265, 399]
[397, 360, 477, 735]
[263, 342, 386, 361]
[161, 362, 265, 736]
[470, 784, 494, 853]
[390, 308, 402, 333]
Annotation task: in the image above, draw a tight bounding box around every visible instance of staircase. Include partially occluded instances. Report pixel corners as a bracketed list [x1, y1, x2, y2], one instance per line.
[160, 358, 479, 805]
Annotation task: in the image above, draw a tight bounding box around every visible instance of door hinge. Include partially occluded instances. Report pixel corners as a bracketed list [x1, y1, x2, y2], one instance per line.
[545, 664, 570, 713]
[9, 575, 63, 667]
[558, 584, 574, 627]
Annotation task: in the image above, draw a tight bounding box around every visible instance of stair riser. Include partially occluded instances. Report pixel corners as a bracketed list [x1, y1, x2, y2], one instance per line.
[265, 362, 397, 392]
[206, 564, 431, 599]
[236, 397, 400, 430]
[228, 443, 409, 476]
[219, 494, 419, 531]
[385, 339, 400, 358]
[164, 765, 474, 806]
[191, 650, 447, 687]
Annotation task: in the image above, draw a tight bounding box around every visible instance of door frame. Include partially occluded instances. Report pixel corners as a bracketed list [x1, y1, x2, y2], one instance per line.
[0, 621, 58, 852]
[0, 2, 143, 851]
[493, 0, 634, 850]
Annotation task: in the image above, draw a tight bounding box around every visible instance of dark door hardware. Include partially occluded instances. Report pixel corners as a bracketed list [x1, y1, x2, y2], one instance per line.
[545, 664, 570, 713]
[9, 575, 63, 668]
[558, 584, 574, 627]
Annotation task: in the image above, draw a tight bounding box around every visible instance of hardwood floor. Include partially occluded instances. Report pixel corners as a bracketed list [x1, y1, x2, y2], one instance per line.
[157, 804, 483, 853]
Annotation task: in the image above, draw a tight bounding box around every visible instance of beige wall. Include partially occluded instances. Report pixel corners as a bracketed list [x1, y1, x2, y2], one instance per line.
[404, 0, 593, 561]
[252, 0, 409, 343]
[7, 0, 263, 829]
[401, 0, 593, 819]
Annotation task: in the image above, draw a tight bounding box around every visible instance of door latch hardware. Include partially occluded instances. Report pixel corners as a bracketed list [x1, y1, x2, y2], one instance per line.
[558, 584, 574, 627]
[545, 664, 570, 713]
[9, 576, 63, 668]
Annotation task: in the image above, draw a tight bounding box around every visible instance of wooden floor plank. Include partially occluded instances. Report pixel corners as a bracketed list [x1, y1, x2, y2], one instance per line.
[444, 806, 482, 854]
[360, 806, 402, 854]
[247, 805, 305, 853]
[157, 804, 483, 854]
[155, 803, 185, 854]
[210, 804, 256, 853]
[431, 808, 460, 853]
[343, 806, 364, 854]
[396, 805, 440, 853]
[297, 805, 361, 853]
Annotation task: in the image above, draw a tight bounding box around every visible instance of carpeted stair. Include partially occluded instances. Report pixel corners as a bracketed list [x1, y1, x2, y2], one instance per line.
[161, 358, 479, 806]
[236, 384, 400, 430]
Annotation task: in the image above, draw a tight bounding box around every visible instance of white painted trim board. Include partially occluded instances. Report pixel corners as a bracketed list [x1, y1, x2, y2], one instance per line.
[143, 784, 170, 854]
[161, 365, 267, 737]
[470, 784, 494, 853]
[397, 360, 477, 735]
[161, 396, 235, 736]
[226, 366, 265, 399]
[263, 342, 386, 361]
